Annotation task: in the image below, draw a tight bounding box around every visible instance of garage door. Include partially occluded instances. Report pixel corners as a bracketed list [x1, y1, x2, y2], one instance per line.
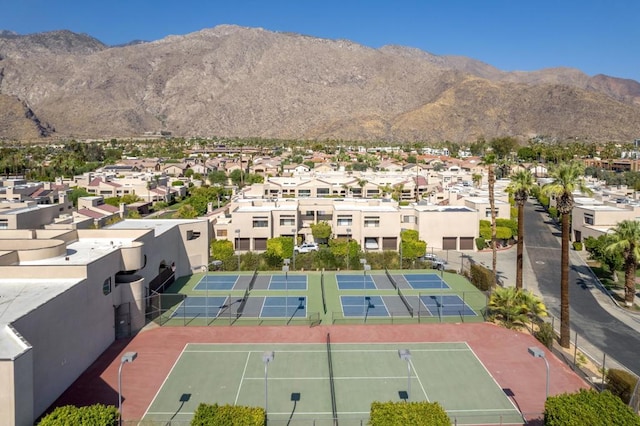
[442, 237, 457, 250]
[460, 237, 474, 250]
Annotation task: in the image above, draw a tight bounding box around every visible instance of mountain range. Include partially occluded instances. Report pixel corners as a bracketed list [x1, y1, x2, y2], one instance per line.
[1, 25, 639, 143]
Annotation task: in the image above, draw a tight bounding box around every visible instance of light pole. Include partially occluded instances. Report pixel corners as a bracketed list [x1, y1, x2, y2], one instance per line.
[528, 346, 550, 400]
[118, 351, 137, 425]
[291, 228, 296, 271]
[263, 351, 275, 420]
[346, 228, 351, 270]
[398, 349, 412, 400]
[283, 259, 290, 317]
[360, 258, 371, 320]
[235, 229, 241, 271]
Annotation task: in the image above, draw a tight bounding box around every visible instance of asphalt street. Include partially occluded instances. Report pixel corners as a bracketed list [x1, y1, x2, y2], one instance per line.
[524, 199, 640, 375]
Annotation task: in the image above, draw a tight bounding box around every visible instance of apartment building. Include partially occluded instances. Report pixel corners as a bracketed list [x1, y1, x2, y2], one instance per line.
[0, 196, 74, 230]
[572, 201, 640, 242]
[0, 219, 209, 425]
[215, 196, 483, 252]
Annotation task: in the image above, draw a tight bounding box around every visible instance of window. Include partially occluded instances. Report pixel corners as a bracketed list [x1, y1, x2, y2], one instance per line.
[186, 230, 201, 240]
[103, 277, 112, 295]
[0, 219, 8, 229]
[298, 189, 311, 197]
[584, 213, 594, 225]
[217, 229, 228, 237]
[402, 215, 415, 224]
[364, 216, 380, 227]
[337, 215, 353, 226]
[253, 216, 268, 228]
[317, 188, 330, 196]
[364, 237, 379, 249]
[280, 216, 295, 226]
[485, 208, 498, 218]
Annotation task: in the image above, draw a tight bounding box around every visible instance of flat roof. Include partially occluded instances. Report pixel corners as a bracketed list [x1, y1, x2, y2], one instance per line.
[19, 237, 134, 266]
[108, 218, 205, 236]
[0, 278, 81, 359]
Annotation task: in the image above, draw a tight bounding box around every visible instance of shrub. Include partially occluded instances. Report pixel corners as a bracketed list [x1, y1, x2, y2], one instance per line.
[469, 263, 493, 291]
[38, 404, 118, 426]
[548, 206, 558, 220]
[369, 401, 450, 426]
[572, 241, 583, 251]
[606, 368, 639, 404]
[496, 218, 517, 236]
[535, 321, 556, 349]
[191, 403, 265, 426]
[475, 237, 486, 250]
[544, 389, 640, 426]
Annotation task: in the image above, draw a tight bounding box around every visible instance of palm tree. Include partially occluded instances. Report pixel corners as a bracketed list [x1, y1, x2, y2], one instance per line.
[542, 162, 592, 347]
[481, 153, 498, 287]
[605, 220, 640, 307]
[472, 173, 483, 188]
[507, 170, 536, 290]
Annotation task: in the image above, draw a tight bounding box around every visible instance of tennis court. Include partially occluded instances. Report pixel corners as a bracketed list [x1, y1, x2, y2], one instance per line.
[336, 274, 378, 290]
[142, 339, 523, 425]
[397, 273, 451, 290]
[168, 295, 308, 320]
[420, 294, 478, 317]
[193, 274, 240, 291]
[268, 274, 308, 290]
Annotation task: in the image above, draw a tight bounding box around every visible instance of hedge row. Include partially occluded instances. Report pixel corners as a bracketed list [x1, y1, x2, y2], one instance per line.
[191, 403, 265, 425]
[38, 404, 118, 426]
[468, 263, 494, 291]
[545, 389, 640, 426]
[606, 368, 639, 404]
[369, 401, 450, 426]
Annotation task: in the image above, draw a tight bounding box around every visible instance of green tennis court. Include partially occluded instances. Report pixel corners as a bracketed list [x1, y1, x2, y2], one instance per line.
[142, 340, 523, 425]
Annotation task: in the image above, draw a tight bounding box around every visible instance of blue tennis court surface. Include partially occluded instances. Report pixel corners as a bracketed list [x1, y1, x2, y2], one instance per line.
[194, 275, 239, 291]
[340, 295, 388, 317]
[170, 296, 230, 318]
[260, 296, 307, 317]
[336, 274, 377, 290]
[420, 294, 477, 316]
[404, 273, 450, 290]
[268, 275, 308, 290]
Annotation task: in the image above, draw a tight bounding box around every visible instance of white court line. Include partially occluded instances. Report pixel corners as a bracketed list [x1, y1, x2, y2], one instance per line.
[242, 375, 407, 380]
[409, 358, 430, 402]
[234, 352, 251, 405]
[463, 342, 522, 413]
[141, 343, 190, 420]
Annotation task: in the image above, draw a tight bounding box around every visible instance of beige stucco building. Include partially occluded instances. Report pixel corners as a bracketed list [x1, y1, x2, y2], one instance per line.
[0, 219, 209, 426]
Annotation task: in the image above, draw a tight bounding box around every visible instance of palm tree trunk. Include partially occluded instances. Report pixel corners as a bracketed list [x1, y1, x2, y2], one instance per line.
[516, 202, 524, 289]
[560, 211, 571, 348]
[625, 261, 636, 307]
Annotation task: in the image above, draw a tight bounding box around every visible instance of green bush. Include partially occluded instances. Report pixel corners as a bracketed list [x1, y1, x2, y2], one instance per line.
[475, 237, 486, 250]
[469, 263, 493, 291]
[606, 369, 639, 404]
[537, 192, 550, 208]
[38, 404, 118, 426]
[544, 389, 640, 426]
[572, 241, 583, 251]
[548, 206, 558, 220]
[191, 403, 265, 426]
[535, 321, 556, 349]
[496, 218, 517, 236]
[369, 401, 450, 425]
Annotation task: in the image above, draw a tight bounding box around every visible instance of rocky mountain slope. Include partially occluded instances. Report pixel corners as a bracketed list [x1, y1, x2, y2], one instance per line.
[1, 25, 639, 142]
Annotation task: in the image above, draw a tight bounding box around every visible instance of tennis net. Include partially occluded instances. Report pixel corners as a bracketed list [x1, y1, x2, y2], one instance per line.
[320, 270, 327, 315]
[397, 287, 414, 317]
[236, 287, 250, 318]
[326, 333, 338, 425]
[385, 267, 398, 290]
[248, 268, 258, 291]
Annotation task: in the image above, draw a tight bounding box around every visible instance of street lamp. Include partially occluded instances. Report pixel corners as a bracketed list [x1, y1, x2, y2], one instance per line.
[360, 258, 371, 320]
[528, 346, 550, 400]
[118, 351, 137, 425]
[263, 351, 275, 419]
[291, 228, 296, 271]
[235, 229, 241, 271]
[283, 259, 290, 317]
[398, 349, 412, 400]
[346, 228, 352, 270]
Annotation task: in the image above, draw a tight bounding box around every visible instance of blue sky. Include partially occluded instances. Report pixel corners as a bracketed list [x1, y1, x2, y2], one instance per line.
[2, 0, 639, 82]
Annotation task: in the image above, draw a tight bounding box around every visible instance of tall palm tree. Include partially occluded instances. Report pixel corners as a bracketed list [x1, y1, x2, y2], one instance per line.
[542, 162, 592, 348]
[605, 220, 640, 307]
[481, 153, 498, 287]
[507, 170, 536, 290]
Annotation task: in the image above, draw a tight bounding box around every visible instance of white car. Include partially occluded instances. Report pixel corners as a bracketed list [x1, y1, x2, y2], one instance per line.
[294, 243, 319, 253]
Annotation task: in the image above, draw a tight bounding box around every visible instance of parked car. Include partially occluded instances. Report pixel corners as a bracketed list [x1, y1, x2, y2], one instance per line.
[419, 254, 447, 269]
[294, 242, 319, 253]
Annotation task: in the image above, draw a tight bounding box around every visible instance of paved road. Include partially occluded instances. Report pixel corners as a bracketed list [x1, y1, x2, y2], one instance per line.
[524, 199, 640, 375]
